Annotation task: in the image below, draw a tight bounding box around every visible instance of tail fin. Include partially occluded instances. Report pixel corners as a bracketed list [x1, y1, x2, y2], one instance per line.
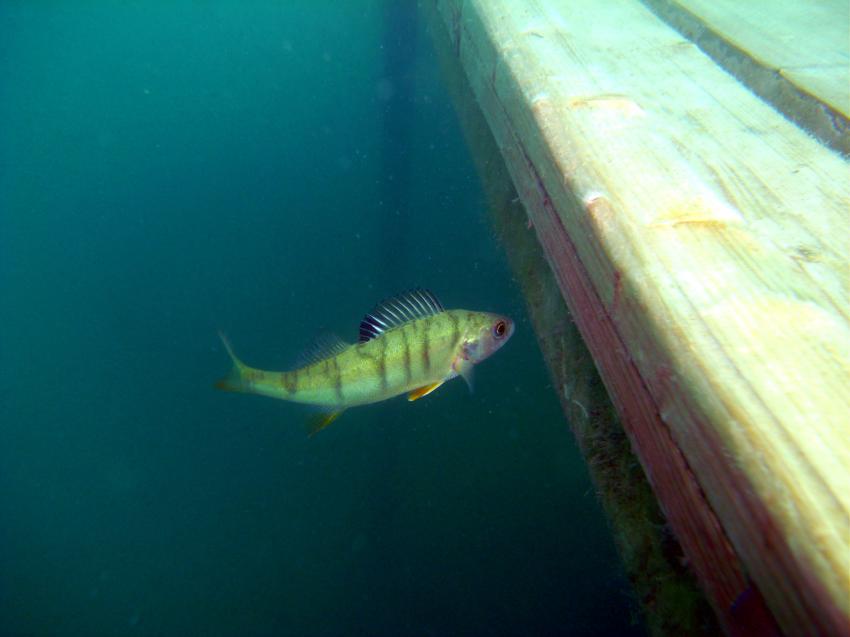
[215, 331, 249, 392]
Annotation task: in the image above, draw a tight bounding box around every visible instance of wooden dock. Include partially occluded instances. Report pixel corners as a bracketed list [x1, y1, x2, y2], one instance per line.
[424, 1, 850, 635]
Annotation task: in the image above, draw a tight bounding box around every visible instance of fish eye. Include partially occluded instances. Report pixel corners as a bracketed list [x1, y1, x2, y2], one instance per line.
[493, 320, 507, 339]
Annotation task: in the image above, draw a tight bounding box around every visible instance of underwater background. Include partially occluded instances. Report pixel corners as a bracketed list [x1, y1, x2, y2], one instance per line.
[0, 2, 643, 635]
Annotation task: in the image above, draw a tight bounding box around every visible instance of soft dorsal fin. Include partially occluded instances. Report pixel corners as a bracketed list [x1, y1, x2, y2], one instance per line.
[359, 288, 444, 342]
[294, 331, 350, 368]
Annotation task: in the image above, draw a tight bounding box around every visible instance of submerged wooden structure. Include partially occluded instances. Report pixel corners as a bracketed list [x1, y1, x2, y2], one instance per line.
[424, 1, 850, 635]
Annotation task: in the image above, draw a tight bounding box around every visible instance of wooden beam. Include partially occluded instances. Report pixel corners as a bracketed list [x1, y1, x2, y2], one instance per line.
[423, 5, 722, 632]
[430, 0, 850, 635]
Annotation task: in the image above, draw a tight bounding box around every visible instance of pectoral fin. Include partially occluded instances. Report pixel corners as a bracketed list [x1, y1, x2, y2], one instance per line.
[306, 410, 345, 436]
[453, 357, 475, 393]
[408, 381, 444, 401]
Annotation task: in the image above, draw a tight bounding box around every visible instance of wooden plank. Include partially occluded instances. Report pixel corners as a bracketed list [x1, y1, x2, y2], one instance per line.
[423, 6, 723, 632]
[432, 0, 850, 635]
[641, 0, 850, 155]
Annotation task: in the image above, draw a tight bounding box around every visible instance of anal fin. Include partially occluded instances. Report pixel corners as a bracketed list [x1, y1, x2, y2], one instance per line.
[408, 381, 444, 402]
[306, 410, 344, 437]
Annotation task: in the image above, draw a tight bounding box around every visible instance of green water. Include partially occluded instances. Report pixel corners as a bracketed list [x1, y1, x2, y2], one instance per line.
[0, 2, 642, 635]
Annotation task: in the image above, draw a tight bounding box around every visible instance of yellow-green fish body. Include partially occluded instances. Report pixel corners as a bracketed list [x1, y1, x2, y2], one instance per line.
[216, 289, 514, 431]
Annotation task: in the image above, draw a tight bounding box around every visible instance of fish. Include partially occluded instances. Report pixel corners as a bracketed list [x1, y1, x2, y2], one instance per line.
[215, 288, 515, 434]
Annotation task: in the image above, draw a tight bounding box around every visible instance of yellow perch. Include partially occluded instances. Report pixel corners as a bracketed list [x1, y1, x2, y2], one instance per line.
[215, 288, 514, 434]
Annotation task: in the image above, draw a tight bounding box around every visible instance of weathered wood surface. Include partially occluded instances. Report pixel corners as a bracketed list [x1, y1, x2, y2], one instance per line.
[424, 6, 721, 632]
[430, 0, 850, 635]
[641, 0, 850, 155]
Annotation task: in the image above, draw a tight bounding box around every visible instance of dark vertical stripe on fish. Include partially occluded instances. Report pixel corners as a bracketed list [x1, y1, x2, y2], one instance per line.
[401, 324, 412, 383]
[378, 337, 388, 391]
[448, 311, 461, 352]
[282, 371, 295, 394]
[422, 318, 431, 372]
[332, 356, 344, 403]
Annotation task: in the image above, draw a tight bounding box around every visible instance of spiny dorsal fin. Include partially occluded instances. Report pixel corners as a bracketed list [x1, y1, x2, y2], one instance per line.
[359, 288, 445, 343]
[294, 331, 350, 368]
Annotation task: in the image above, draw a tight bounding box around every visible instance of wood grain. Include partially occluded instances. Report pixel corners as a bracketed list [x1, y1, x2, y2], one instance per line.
[431, 0, 850, 634]
[641, 0, 849, 154]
